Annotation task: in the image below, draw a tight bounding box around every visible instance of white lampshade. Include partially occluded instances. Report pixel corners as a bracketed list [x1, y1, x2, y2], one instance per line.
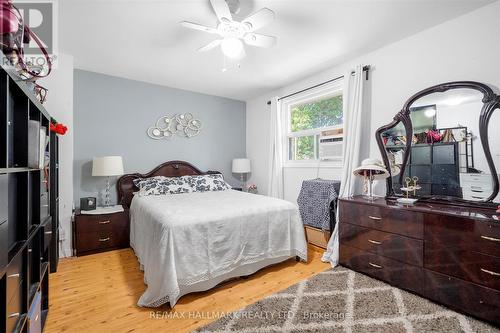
[232, 158, 251, 174]
[92, 156, 124, 177]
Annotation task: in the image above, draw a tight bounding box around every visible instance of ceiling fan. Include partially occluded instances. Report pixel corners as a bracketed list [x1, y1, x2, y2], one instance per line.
[180, 0, 277, 60]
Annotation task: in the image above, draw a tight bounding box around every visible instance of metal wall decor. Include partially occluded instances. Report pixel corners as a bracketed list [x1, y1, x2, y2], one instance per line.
[147, 113, 202, 140]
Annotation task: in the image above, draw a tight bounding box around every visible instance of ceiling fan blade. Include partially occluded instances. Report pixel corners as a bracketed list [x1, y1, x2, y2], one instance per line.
[244, 33, 277, 48]
[180, 21, 219, 34]
[210, 0, 232, 23]
[198, 39, 222, 52]
[241, 8, 275, 32]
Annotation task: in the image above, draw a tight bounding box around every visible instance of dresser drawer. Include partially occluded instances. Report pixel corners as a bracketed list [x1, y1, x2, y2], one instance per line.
[76, 228, 129, 254]
[6, 252, 24, 303]
[425, 244, 500, 290]
[76, 212, 128, 233]
[339, 200, 423, 239]
[339, 244, 423, 294]
[460, 173, 493, 189]
[6, 283, 23, 333]
[340, 223, 423, 266]
[462, 188, 492, 200]
[425, 214, 500, 257]
[424, 269, 500, 325]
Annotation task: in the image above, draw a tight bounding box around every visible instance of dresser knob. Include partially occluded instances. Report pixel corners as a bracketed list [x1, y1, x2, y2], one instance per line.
[99, 237, 110, 242]
[99, 220, 111, 225]
[368, 216, 382, 221]
[368, 239, 382, 245]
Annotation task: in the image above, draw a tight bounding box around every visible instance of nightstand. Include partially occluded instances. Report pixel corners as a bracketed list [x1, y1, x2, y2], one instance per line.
[73, 207, 129, 256]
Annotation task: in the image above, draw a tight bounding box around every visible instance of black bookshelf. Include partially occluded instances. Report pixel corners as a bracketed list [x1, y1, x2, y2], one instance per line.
[0, 61, 59, 332]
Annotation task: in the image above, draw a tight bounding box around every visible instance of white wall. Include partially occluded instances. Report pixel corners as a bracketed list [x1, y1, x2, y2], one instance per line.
[39, 53, 74, 258]
[246, 1, 500, 202]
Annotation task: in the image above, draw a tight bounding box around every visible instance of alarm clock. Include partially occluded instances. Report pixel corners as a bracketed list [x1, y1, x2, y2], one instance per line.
[80, 197, 97, 211]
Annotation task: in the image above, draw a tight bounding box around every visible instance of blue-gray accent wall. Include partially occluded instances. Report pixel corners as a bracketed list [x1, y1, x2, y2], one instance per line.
[73, 70, 246, 206]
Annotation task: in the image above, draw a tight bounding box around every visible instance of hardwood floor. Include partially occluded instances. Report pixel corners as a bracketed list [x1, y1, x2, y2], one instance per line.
[45, 245, 330, 333]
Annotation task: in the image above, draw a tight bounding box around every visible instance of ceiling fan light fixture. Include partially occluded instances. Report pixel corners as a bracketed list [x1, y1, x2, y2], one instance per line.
[243, 22, 253, 31]
[221, 37, 244, 59]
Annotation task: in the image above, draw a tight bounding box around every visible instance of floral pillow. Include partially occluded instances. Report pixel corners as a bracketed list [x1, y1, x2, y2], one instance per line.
[133, 176, 193, 196]
[133, 176, 165, 196]
[184, 174, 231, 192]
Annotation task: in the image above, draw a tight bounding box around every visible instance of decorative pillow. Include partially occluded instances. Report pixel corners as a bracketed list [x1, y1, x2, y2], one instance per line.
[159, 176, 194, 195]
[133, 176, 193, 196]
[184, 174, 231, 192]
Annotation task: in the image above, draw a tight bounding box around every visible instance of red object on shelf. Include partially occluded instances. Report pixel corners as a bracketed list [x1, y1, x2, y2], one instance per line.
[50, 122, 68, 135]
[496, 205, 500, 214]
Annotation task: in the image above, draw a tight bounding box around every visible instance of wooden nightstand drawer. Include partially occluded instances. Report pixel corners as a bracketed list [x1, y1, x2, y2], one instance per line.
[76, 229, 129, 254]
[76, 211, 128, 233]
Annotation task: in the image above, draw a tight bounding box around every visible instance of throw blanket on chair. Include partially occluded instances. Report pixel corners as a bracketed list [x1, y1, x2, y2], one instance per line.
[297, 178, 341, 231]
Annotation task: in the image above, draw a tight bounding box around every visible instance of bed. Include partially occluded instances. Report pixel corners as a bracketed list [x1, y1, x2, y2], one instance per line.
[117, 161, 308, 307]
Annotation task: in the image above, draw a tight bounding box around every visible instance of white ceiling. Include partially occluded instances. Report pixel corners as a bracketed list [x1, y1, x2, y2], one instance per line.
[59, 0, 493, 101]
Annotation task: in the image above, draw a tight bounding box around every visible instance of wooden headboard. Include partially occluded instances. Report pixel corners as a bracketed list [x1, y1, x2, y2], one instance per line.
[116, 160, 221, 208]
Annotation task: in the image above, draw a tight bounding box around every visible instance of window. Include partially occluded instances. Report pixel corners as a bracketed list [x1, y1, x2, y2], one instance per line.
[284, 82, 344, 165]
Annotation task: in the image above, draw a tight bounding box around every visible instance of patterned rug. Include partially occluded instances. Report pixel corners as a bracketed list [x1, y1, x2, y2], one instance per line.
[195, 266, 500, 333]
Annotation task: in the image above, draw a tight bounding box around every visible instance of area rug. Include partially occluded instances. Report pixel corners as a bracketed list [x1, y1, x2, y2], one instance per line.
[195, 266, 500, 333]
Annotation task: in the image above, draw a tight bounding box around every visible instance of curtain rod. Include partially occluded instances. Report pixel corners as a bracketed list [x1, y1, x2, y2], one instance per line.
[266, 65, 370, 105]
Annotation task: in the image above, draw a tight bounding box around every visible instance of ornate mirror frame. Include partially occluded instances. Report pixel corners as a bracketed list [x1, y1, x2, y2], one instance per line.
[376, 81, 500, 208]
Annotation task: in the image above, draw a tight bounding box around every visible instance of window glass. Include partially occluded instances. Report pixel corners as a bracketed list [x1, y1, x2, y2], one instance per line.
[290, 94, 343, 133]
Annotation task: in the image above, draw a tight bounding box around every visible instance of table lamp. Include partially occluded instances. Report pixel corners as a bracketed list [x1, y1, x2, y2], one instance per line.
[92, 156, 124, 207]
[232, 158, 251, 190]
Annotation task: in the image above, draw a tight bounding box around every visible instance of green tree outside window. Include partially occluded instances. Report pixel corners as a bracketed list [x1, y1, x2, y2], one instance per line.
[289, 95, 343, 160]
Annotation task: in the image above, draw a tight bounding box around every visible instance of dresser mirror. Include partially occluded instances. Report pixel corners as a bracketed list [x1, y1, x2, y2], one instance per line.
[377, 81, 500, 207]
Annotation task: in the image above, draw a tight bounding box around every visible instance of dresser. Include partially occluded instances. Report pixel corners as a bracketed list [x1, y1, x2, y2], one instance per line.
[74, 209, 129, 256]
[460, 173, 500, 202]
[339, 196, 500, 325]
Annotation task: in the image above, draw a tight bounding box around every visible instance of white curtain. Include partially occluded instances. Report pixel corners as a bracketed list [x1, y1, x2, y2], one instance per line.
[322, 65, 366, 266]
[267, 97, 284, 199]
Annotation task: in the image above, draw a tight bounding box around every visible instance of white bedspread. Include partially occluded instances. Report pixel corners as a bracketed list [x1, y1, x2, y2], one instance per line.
[130, 190, 307, 307]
